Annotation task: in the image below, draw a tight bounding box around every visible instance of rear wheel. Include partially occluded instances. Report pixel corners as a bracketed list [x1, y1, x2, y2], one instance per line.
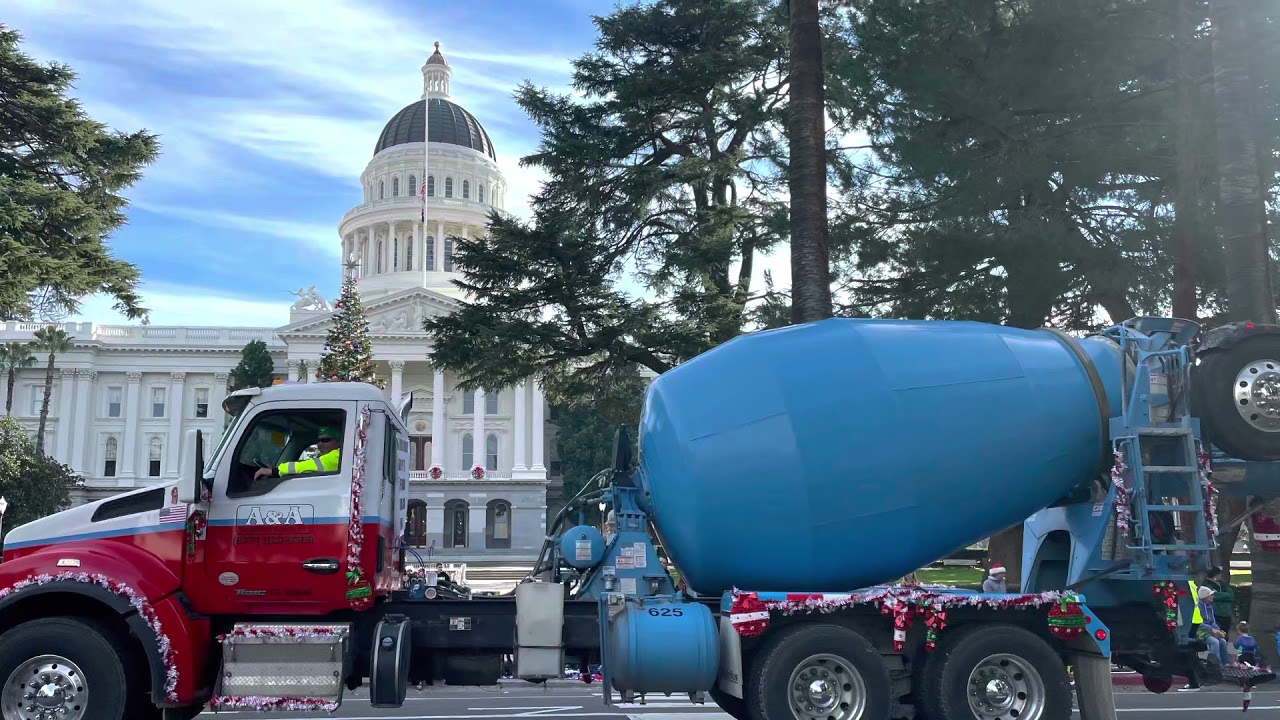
[919, 624, 1071, 720]
[710, 686, 751, 720]
[746, 623, 890, 720]
[1194, 335, 1280, 461]
[0, 617, 128, 720]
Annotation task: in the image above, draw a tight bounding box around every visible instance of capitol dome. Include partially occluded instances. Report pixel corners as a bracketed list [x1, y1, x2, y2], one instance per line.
[336, 42, 507, 303]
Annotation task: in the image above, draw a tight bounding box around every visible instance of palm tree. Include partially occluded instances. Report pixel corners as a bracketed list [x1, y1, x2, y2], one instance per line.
[0, 344, 36, 417]
[30, 326, 72, 453]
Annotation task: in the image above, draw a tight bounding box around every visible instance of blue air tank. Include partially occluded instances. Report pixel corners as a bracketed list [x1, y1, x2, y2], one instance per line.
[637, 318, 1124, 594]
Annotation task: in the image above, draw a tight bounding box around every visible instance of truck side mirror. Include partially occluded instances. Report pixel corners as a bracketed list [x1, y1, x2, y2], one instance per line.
[178, 428, 204, 504]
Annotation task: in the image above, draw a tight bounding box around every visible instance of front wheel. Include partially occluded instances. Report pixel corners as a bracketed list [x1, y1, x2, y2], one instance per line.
[1194, 336, 1280, 461]
[919, 624, 1071, 720]
[746, 623, 890, 720]
[0, 617, 129, 720]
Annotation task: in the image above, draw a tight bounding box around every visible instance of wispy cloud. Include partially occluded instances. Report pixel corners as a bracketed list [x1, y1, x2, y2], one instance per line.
[68, 282, 292, 328]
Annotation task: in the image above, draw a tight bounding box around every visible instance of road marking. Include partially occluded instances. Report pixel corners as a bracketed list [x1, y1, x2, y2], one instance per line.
[1112, 707, 1279, 713]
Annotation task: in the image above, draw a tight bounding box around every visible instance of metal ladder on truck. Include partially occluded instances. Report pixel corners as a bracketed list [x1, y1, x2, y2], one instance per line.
[1106, 319, 1215, 580]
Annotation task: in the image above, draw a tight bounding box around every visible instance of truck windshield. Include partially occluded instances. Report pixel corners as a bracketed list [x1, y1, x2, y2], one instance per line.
[203, 411, 243, 476]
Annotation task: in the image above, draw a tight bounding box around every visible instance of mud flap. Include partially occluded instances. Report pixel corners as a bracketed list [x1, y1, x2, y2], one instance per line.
[1073, 654, 1118, 720]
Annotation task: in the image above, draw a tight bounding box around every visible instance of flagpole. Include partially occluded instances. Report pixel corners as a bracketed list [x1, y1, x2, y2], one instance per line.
[422, 72, 429, 288]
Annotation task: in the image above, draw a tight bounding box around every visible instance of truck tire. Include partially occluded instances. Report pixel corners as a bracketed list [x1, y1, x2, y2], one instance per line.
[1193, 335, 1280, 461]
[919, 624, 1071, 720]
[0, 617, 129, 720]
[745, 623, 890, 720]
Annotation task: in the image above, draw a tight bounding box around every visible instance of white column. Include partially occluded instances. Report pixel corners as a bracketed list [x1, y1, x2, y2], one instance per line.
[468, 504, 487, 549]
[166, 372, 185, 474]
[287, 360, 300, 383]
[120, 371, 142, 478]
[531, 382, 546, 472]
[431, 369, 445, 470]
[54, 369, 76, 464]
[213, 372, 230, 431]
[390, 361, 405, 407]
[436, 219, 446, 270]
[388, 221, 397, 271]
[472, 388, 485, 470]
[512, 381, 527, 471]
[71, 370, 95, 472]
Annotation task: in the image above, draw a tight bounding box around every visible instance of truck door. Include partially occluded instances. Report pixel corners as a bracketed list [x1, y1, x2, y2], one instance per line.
[196, 398, 364, 615]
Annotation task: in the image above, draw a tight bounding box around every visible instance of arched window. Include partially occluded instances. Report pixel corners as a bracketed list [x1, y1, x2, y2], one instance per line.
[485, 433, 498, 471]
[444, 177, 454, 198]
[406, 499, 427, 546]
[104, 437, 118, 477]
[445, 499, 469, 548]
[376, 241, 384, 273]
[485, 392, 498, 416]
[444, 237, 454, 272]
[461, 433, 474, 469]
[462, 180, 470, 199]
[393, 237, 400, 271]
[379, 180, 385, 200]
[427, 176, 435, 197]
[409, 175, 417, 197]
[486, 499, 511, 549]
[392, 176, 400, 197]
[463, 390, 475, 415]
[426, 235, 435, 271]
[149, 437, 163, 477]
[406, 237, 414, 271]
[478, 184, 485, 204]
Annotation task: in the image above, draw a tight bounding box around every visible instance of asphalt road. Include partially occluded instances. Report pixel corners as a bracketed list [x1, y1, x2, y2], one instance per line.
[192, 681, 1280, 719]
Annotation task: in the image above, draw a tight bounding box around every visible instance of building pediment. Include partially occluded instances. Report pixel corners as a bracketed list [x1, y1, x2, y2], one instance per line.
[276, 287, 459, 338]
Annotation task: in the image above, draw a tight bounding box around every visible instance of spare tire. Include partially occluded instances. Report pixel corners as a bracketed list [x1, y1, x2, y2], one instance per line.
[1193, 334, 1280, 461]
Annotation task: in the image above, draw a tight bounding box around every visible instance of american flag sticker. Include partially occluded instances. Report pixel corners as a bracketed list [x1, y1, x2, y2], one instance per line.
[159, 505, 188, 524]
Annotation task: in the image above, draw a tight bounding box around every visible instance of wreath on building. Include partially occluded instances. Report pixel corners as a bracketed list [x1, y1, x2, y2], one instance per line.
[471, 465, 485, 480]
[429, 465, 443, 480]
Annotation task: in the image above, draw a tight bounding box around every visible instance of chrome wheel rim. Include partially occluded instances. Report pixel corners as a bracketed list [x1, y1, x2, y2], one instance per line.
[787, 653, 866, 720]
[1234, 360, 1280, 433]
[1, 655, 88, 720]
[966, 653, 1045, 720]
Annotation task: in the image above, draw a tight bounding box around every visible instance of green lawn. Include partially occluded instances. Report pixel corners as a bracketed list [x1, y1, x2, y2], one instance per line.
[914, 567, 985, 589]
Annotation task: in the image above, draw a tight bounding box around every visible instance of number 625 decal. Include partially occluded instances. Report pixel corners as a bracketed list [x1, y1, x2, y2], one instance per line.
[647, 607, 685, 617]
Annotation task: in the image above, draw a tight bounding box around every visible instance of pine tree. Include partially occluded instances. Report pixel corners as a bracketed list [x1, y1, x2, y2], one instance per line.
[228, 340, 275, 392]
[316, 277, 382, 387]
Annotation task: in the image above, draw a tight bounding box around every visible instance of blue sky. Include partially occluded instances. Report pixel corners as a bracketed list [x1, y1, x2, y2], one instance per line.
[6, 0, 627, 326]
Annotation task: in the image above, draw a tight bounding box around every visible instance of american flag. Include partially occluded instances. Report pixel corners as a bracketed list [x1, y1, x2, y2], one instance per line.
[159, 505, 187, 524]
[420, 178, 427, 221]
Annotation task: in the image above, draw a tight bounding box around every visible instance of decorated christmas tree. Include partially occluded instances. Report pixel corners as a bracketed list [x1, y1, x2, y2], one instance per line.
[315, 271, 383, 387]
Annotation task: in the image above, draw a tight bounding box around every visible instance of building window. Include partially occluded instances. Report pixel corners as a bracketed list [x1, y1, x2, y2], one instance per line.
[486, 500, 511, 549]
[406, 499, 427, 546]
[29, 387, 43, 417]
[463, 391, 475, 415]
[393, 237, 400, 271]
[107, 387, 122, 418]
[462, 180, 470, 199]
[485, 393, 498, 416]
[444, 177, 453, 198]
[392, 176, 400, 197]
[377, 241, 384, 273]
[104, 437, 118, 477]
[445, 499, 468, 548]
[485, 433, 498, 471]
[426, 235, 435, 271]
[148, 437, 162, 477]
[151, 387, 165, 418]
[409, 175, 417, 197]
[379, 180, 385, 200]
[427, 176, 435, 197]
[478, 184, 485, 204]
[444, 237, 454, 272]
[406, 237, 414, 272]
[461, 433, 474, 469]
[195, 388, 209, 418]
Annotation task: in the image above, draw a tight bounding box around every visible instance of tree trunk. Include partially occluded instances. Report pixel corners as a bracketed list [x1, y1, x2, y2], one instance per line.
[787, 0, 834, 325]
[36, 352, 54, 453]
[4, 369, 14, 416]
[1172, 0, 1202, 320]
[1209, 0, 1279, 639]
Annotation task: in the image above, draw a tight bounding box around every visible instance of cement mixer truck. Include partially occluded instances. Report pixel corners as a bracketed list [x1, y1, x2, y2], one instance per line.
[0, 315, 1273, 720]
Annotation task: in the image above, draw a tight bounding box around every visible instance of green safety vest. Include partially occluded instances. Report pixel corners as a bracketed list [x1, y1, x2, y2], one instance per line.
[277, 448, 340, 477]
[1188, 581, 1203, 624]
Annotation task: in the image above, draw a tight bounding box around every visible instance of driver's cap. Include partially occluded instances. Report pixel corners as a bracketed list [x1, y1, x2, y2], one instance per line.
[317, 426, 340, 440]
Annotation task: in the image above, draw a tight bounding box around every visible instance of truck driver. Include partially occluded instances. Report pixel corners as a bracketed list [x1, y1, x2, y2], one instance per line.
[253, 426, 342, 481]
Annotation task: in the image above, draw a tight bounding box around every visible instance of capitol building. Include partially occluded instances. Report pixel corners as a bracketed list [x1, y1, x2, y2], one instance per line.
[0, 45, 560, 591]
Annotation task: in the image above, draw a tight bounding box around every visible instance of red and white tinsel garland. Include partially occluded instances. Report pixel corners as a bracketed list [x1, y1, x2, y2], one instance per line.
[730, 586, 1080, 652]
[345, 405, 373, 610]
[216, 626, 350, 642]
[209, 696, 339, 712]
[1197, 446, 1220, 541]
[0, 572, 178, 701]
[1111, 448, 1133, 537]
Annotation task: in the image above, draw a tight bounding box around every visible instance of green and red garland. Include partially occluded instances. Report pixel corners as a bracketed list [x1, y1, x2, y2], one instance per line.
[344, 405, 373, 610]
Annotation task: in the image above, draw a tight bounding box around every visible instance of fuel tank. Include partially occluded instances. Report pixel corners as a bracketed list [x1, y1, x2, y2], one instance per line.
[637, 318, 1124, 594]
